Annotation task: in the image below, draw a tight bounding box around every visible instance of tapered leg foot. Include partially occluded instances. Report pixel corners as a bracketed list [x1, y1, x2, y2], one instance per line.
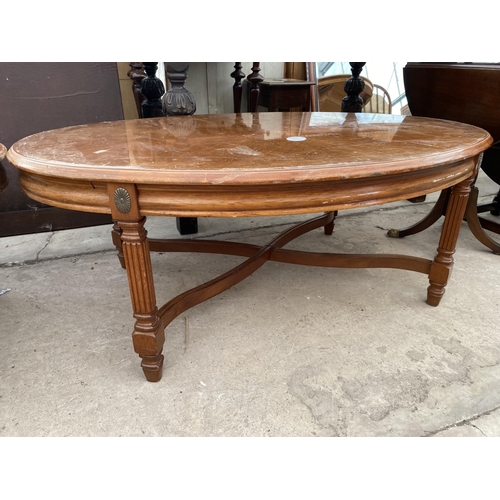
[140, 353, 164, 382]
[427, 263, 451, 307]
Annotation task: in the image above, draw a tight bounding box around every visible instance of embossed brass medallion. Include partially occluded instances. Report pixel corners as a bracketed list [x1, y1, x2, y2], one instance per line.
[114, 187, 131, 214]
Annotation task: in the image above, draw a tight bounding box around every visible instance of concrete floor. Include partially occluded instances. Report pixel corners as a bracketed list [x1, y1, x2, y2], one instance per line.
[1, 171, 500, 437]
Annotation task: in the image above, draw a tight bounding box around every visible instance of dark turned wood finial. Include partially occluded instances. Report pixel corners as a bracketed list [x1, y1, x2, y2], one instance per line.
[128, 63, 147, 118]
[247, 63, 264, 112]
[341, 62, 366, 112]
[231, 62, 245, 113]
[164, 63, 196, 116]
[140, 63, 166, 118]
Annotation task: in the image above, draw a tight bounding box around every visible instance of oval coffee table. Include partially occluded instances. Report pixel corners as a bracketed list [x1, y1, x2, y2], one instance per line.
[7, 112, 493, 381]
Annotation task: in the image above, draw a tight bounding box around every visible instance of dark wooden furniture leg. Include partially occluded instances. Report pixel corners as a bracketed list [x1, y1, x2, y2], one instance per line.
[341, 63, 366, 112]
[463, 185, 500, 254]
[247, 63, 263, 112]
[388, 174, 500, 254]
[387, 188, 451, 238]
[231, 63, 245, 113]
[164, 63, 196, 116]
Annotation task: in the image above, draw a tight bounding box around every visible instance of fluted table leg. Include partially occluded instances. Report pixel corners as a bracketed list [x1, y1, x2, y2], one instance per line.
[427, 174, 475, 306]
[108, 184, 165, 381]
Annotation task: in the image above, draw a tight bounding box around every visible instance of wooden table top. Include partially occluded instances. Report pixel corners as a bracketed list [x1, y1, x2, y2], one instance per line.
[8, 113, 492, 184]
[7, 113, 493, 217]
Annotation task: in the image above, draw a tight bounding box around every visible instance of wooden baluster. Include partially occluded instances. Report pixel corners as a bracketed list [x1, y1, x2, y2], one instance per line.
[341, 62, 366, 112]
[164, 63, 196, 116]
[140, 62, 166, 118]
[247, 62, 264, 112]
[127, 63, 146, 118]
[231, 62, 245, 113]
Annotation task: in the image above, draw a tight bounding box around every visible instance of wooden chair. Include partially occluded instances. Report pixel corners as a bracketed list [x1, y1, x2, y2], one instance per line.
[363, 84, 392, 114]
[318, 74, 374, 112]
[255, 78, 316, 112]
[318, 75, 392, 115]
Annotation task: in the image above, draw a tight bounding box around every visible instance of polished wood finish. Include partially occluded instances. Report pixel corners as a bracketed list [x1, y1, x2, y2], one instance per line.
[257, 79, 315, 112]
[394, 62, 500, 253]
[7, 112, 492, 381]
[404, 63, 500, 142]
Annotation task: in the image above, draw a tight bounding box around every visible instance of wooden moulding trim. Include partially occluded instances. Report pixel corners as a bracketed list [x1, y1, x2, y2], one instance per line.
[18, 171, 111, 214]
[137, 159, 476, 216]
[17, 158, 475, 218]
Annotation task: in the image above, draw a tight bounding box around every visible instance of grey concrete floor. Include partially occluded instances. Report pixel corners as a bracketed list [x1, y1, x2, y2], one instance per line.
[1, 171, 500, 437]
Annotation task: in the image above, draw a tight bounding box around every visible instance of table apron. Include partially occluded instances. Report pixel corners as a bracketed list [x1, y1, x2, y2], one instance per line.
[18, 157, 476, 217]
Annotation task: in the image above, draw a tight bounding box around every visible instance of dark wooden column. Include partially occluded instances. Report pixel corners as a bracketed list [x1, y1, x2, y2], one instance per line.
[231, 62, 245, 113]
[127, 63, 146, 118]
[140, 62, 166, 118]
[247, 63, 264, 112]
[341, 62, 366, 112]
[163, 63, 196, 116]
